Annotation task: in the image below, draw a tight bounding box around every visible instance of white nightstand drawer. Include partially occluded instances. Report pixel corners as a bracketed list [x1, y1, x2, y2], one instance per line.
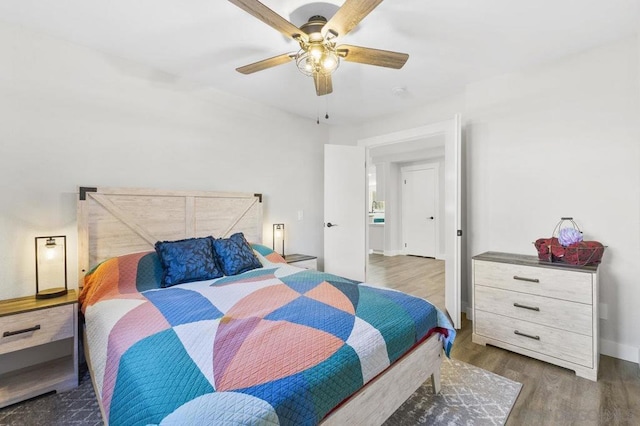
[475, 285, 593, 336]
[0, 305, 74, 355]
[475, 310, 593, 367]
[474, 260, 592, 304]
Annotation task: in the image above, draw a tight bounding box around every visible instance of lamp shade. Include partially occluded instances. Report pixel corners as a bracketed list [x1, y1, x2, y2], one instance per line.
[35, 235, 68, 299]
[272, 224, 285, 256]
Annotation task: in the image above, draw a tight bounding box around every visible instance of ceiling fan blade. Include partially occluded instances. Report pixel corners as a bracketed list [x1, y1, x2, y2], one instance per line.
[228, 0, 307, 42]
[323, 0, 384, 38]
[236, 53, 294, 74]
[313, 73, 333, 96]
[337, 44, 409, 69]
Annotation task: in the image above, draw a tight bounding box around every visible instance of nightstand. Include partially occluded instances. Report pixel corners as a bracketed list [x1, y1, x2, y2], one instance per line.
[0, 290, 78, 408]
[284, 254, 318, 270]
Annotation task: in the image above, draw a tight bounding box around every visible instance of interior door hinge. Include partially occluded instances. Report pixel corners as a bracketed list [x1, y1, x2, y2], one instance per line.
[404, 243, 407, 247]
[457, 230, 463, 236]
[404, 179, 407, 184]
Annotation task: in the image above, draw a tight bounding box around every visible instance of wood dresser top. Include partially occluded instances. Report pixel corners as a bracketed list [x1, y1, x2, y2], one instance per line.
[0, 290, 78, 317]
[473, 251, 598, 273]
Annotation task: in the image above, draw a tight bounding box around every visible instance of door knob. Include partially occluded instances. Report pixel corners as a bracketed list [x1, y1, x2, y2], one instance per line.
[326, 222, 338, 228]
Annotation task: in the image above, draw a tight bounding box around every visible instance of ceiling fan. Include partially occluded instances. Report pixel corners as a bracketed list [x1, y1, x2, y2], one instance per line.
[228, 0, 409, 96]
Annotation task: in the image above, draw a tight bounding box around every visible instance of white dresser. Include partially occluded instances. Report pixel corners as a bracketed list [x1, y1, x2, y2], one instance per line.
[472, 252, 599, 381]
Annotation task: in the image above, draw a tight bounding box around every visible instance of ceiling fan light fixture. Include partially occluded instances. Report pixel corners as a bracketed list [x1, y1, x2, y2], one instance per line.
[295, 45, 340, 77]
[321, 51, 339, 72]
[229, 0, 409, 96]
[309, 43, 324, 59]
[303, 59, 314, 73]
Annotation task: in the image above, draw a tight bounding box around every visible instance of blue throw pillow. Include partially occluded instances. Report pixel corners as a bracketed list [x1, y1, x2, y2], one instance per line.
[155, 236, 223, 287]
[213, 233, 262, 276]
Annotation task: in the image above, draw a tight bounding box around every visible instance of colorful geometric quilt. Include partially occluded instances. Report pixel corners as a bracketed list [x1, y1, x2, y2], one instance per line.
[80, 251, 455, 426]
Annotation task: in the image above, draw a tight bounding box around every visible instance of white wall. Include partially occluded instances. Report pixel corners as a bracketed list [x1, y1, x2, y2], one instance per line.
[332, 36, 640, 363]
[0, 21, 327, 299]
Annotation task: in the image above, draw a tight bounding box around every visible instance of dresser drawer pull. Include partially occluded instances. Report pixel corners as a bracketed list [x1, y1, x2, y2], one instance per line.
[513, 303, 540, 312]
[514, 330, 540, 340]
[513, 275, 539, 283]
[2, 324, 41, 338]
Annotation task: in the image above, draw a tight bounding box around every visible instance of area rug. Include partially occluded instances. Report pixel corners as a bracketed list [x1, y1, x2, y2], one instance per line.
[385, 358, 522, 425]
[0, 358, 521, 425]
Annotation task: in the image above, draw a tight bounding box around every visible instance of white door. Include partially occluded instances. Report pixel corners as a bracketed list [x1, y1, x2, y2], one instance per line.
[402, 167, 437, 257]
[324, 145, 366, 281]
[444, 116, 462, 329]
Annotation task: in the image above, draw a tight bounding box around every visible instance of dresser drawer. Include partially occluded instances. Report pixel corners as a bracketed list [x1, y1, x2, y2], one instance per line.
[475, 310, 593, 367]
[475, 285, 593, 336]
[0, 305, 74, 355]
[474, 260, 592, 304]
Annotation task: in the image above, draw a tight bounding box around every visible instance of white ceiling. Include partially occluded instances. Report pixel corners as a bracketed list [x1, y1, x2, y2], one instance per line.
[1, 0, 638, 125]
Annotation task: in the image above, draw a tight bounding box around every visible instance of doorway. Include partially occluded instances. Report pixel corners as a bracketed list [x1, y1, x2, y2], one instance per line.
[323, 117, 461, 328]
[358, 117, 462, 329]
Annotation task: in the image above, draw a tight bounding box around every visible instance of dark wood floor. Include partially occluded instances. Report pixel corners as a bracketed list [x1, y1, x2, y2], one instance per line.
[367, 254, 640, 426]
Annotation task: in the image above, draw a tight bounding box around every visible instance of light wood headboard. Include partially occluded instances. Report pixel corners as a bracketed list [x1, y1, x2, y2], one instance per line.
[77, 186, 263, 286]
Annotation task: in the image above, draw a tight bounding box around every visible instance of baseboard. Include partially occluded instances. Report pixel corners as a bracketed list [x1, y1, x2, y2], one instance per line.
[600, 338, 639, 364]
[389, 250, 443, 259]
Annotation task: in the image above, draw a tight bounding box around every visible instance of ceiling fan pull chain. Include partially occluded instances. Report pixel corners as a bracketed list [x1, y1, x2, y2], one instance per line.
[325, 93, 329, 120]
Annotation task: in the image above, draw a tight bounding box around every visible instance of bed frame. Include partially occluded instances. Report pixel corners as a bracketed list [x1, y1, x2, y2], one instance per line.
[77, 186, 442, 425]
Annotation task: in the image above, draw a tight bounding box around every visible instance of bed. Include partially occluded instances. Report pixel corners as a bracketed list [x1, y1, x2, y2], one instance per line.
[77, 187, 455, 425]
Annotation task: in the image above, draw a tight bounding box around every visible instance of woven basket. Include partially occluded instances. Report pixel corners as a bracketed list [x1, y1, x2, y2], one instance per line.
[534, 218, 605, 266]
